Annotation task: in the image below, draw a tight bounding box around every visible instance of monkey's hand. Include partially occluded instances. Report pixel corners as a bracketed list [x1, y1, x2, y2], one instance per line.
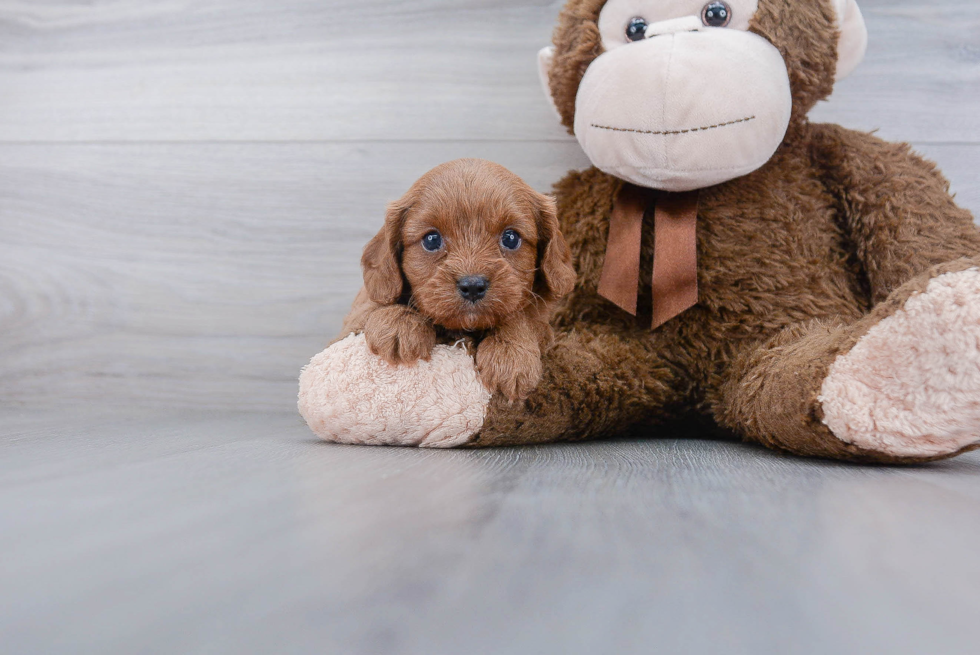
[363, 305, 436, 366]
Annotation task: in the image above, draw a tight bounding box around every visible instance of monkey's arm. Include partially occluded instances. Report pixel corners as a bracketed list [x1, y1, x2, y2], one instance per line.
[469, 324, 686, 447]
[811, 123, 980, 304]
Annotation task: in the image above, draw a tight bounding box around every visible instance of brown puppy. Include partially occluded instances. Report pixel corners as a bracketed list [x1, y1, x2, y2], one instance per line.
[341, 159, 576, 401]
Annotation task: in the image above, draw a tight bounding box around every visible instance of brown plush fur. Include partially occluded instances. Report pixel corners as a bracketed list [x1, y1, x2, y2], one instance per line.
[467, 0, 980, 462]
[342, 159, 576, 401]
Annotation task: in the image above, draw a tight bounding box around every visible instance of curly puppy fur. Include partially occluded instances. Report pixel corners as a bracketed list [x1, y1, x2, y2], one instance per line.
[342, 159, 576, 402]
[466, 0, 980, 463]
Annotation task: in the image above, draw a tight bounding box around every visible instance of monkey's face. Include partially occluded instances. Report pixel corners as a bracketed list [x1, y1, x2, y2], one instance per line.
[540, 0, 868, 192]
[577, 0, 790, 192]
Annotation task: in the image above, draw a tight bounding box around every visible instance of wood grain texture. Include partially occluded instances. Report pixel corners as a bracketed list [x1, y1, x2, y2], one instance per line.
[0, 0, 975, 144]
[1, 141, 975, 410]
[3, 409, 980, 654]
[0, 141, 591, 409]
[0, 0, 977, 411]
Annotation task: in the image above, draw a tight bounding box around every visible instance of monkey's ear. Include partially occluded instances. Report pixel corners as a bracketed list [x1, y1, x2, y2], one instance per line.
[537, 46, 562, 121]
[362, 197, 410, 305]
[532, 192, 576, 302]
[833, 0, 868, 81]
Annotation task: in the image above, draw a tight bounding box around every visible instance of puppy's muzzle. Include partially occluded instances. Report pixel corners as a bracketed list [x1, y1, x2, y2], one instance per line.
[457, 275, 489, 303]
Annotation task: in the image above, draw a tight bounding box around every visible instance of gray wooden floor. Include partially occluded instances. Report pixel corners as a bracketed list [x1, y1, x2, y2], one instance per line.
[4, 409, 980, 654]
[2, 1, 979, 653]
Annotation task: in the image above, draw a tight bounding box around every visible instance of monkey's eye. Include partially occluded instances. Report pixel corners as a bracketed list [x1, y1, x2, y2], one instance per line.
[625, 17, 648, 42]
[500, 229, 522, 251]
[421, 230, 443, 252]
[701, 2, 732, 28]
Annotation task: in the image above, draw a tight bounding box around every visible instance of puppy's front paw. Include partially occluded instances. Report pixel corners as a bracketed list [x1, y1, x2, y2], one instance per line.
[476, 336, 542, 403]
[364, 305, 436, 365]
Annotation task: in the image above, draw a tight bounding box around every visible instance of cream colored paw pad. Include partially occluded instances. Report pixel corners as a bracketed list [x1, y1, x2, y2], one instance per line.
[819, 268, 980, 458]
[298, 333, 490, 448]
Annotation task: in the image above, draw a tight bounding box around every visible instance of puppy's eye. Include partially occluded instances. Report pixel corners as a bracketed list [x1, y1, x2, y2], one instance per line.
[626, 17, 648, 42]
[500, 229, 522, 251]
[421, 230, 443, 252]
[701, 2, 732, 28]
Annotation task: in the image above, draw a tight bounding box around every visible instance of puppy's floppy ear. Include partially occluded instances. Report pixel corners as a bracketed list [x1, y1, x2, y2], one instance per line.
[362, 194, 411, 305]
[531, 191, 576, 302]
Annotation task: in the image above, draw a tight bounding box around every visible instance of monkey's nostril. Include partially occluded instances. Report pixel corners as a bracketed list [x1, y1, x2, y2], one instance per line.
[457, 276, 489, 303]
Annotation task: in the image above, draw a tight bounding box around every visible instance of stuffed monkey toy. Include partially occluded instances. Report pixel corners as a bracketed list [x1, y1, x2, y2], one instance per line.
[300, 0, 980, 463]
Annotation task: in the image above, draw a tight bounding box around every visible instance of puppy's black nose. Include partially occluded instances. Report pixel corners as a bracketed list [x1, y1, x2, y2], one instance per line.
[457, 276, 489, 302]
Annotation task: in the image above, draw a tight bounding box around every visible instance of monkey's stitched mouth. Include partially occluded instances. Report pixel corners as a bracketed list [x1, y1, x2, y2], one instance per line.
[590, 115, 756, 136]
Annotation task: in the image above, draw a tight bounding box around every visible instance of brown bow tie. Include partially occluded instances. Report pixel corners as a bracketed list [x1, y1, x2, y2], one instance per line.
[597, 184, 700, 329]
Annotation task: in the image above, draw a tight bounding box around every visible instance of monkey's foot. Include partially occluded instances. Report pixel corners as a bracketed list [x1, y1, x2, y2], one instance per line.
[298, 333, 489, 448]
[820, 268, 980, 459]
